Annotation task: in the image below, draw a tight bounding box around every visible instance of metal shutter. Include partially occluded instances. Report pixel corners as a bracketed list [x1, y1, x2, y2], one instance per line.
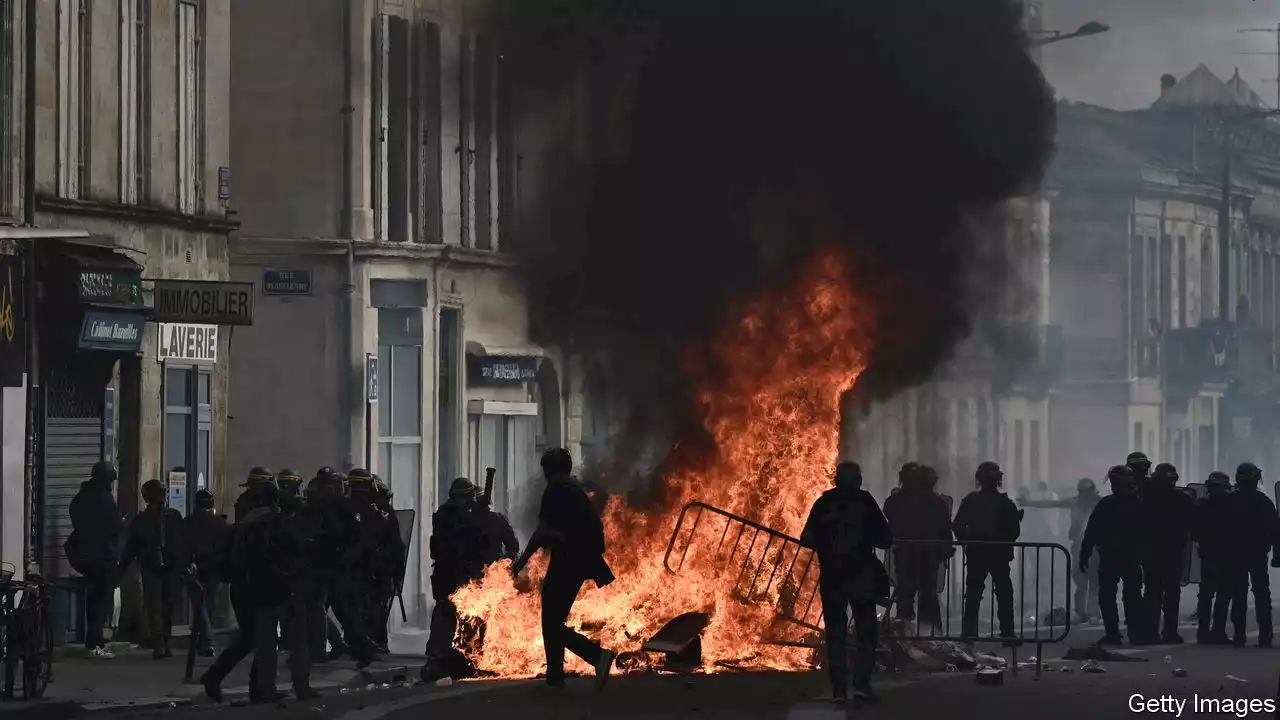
[44, 417, 102, 579]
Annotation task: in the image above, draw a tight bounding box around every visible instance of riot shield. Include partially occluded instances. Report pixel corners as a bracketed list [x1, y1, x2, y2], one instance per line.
[1274, 481, 1280, 508]
[394, 509, 416, 620]
[1181, 484, 1205, 585]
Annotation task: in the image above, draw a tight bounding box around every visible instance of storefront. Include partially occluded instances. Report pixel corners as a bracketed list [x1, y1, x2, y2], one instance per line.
[39, 242, 147, 644]
[465, 349, 545, 531]
[156, 323, 218, 516]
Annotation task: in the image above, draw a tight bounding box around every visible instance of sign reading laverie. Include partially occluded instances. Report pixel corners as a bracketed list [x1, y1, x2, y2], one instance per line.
[152, 280, 254, 326]
[157, 323, 218, 364]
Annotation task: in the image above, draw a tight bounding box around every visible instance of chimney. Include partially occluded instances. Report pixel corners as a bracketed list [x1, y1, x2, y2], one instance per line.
[1160, 74, 1177, 94]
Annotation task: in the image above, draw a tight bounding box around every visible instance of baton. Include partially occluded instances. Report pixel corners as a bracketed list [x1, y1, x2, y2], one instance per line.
[183, 576, 205, 684]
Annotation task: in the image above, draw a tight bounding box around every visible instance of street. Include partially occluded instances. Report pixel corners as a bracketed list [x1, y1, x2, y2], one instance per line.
[1, 620, 1277, 720]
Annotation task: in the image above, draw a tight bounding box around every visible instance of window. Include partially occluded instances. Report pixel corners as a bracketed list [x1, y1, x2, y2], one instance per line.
[372, 14, 410, 242]
[56, 0, 89, 199]
[1159, 235, 1172, 327]
[1201, 234, 1214, 321]
[436, 308, 460, 502]
[1146, 237, 1158, 322]
[460, 34, 475, 247]
[474, 36, 498, 251]
[120, 0, 150, 204]
[1177, 236, 1187, 329]
[412, 20, 442, 244]
[0, 0, 14, 218]
[1030, 419, 1041, 485]
[163, 365, 212, 515]
[1130, 235, 1144, 357]
[177, 0, 203, 214]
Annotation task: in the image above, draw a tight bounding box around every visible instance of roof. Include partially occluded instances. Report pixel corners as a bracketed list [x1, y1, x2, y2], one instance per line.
[1153, 64, 1268, 110]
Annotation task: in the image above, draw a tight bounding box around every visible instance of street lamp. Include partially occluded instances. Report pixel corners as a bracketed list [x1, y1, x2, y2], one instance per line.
[1030, 21, 1110, 48]
[1216, 108, 1280, 323]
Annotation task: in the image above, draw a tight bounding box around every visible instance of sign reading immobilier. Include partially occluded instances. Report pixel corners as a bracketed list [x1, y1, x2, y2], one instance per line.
[152, 280, 254, 326]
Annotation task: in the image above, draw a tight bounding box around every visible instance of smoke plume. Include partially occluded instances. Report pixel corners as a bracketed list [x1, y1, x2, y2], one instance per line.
[485, 0, 1056, 483]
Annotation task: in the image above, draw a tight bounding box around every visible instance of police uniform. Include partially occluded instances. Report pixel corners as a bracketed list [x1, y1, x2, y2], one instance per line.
[1227, 463, 1280, 647]
[1080, 465, 1144, 645]
[799, 462, 890, 704]
[119, 479, 189, 659]
[1140, 463, 1193, 644]
[882, 464, 951, 628]
[422, 478, 485, 682]
[348, 469, 405, 652]
[187, 488, 230, 655]
[302, 468, 377, 665]
[1193, 472, 1237, 644]
[953, 462, 1020, 639]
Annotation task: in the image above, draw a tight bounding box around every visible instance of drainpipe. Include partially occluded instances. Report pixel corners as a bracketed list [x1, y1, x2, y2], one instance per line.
[341, 0, 356, 468]
[21, 0, 39, 572]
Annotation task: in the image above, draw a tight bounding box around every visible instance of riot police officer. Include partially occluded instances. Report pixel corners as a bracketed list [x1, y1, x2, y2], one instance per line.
[188, 488, 229, 656]
[302, 468, 377, 666]
[235, 467, 276, 522]
[1139, 463, 1193, 644]
[119, 479, 189, 659]
[276, 469, 305, 513]
[348, 468, 404, 654]
[1228, 462, 1280, 647]
[1127, 451, 1153, 500]
[1193, 471, 1237, 644]
[421, 478, 486, 683]
[1080, 465, 1145, 645]
[953, 462, 1020, 640]
[799, 462, 891, 704]
[883, 463, 951, 630]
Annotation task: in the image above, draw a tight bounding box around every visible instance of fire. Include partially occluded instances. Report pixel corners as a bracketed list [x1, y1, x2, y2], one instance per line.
[452, 246, 869, 677]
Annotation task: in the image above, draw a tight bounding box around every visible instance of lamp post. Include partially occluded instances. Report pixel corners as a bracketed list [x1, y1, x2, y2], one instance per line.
[1029, 21, 1109, 48]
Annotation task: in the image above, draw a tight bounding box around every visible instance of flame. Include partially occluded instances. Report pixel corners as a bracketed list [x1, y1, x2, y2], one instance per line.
[452, 246, 868, 677]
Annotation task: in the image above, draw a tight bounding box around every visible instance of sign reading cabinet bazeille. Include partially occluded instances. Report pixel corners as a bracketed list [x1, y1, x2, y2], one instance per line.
[157, 323, 218, 364]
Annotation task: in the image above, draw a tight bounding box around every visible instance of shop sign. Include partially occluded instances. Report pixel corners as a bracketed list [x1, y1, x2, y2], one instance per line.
[157, 323, 218, 364]
[78, 311, 145, 352]
[468, 355, 539, 386]
[263, 269, 312, 296]
[152, 280, 254, 325]
[0, 255, 24, 387]
[77, 269, 142, 305]
[167, 471, 187, 517]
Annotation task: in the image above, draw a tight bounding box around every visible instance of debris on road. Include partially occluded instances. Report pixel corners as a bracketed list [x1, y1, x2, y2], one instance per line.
[1172, 669, 1187, 678]
[1225, 674, 1247, 683]
[1063, 646, 1147, 662]
[1080, 660, 1106, 674]
[976, 668, 1005, 686]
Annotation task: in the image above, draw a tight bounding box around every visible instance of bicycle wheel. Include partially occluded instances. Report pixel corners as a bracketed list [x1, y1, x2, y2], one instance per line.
[22, 597, 52, 700]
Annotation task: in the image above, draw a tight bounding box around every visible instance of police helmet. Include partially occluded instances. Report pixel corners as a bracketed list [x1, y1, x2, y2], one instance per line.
[91, 461, 118, 485]
[276, 469, 302, 493]
[540, 448, 573, 477]
[1207, 471, 1232, 488]
[195, 488, 215, 509]
[244, 466, 274, 488]
[975, 461, 1003, 485]
[898, 462, 921, 483]
[1236, 462, 1262, 485]
[449, 477, 476, 498]
[1077, 477, 1097, 494]
[1153, 463, 1179, 484]
[1106, 464, 1135, 490]
[141, 479, 166, 502]
[372, 474, 392, 497]
[1125, 451, 1151, 474]
[919, 465, 939, 488]
[348, 468, 373, 485]
[834, 461, 862, 488]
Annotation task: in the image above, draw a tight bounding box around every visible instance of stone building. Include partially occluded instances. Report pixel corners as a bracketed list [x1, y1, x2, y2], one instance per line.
[1049, 65, 1280, 483]
[227, 0, 602, 639]
[0, 0, 237, 645]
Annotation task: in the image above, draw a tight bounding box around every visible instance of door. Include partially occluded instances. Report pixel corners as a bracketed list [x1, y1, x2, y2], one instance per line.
[162, 364, 212, 629]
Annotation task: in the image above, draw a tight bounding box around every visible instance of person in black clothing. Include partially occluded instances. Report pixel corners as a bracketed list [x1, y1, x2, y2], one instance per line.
[119, 479, 189, 659]
[512, 448, 616, 691]
[421, 477, 487, 682]
[800, 461, 891, 704]
[66, 461, 125, 659]
[204, 478, 316, 703]
[882, 463, 951, 630]
[476, 488, 520, 566]
[235, 467, 276, 522]
[276, 469, 305, 513]
[1080, 465, 1145, 645]
[953, 461, 1021, 640]
[302, 469, 377, 666]
[187, 489, 229, 656]
[1193, 471, 1238, 644]
[348, 468, 404, 653]
[1139, 463, 1194, 644]
[1227, 462, 1280, 647]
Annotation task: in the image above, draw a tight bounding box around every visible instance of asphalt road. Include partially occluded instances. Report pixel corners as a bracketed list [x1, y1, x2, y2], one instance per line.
[2, 624, 1275, 720]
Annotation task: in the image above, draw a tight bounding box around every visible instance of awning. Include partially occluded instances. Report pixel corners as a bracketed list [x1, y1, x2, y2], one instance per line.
[56, 245, 145, 273]
[464, 341, 545, 357]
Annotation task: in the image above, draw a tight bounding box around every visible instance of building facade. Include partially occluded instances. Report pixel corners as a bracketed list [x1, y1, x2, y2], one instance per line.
[1049, 65, 1280, 484]
[0, 0, 238, 645]
[228, 0, 590, 639]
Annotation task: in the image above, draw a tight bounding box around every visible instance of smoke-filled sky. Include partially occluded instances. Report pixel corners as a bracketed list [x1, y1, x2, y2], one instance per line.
[1042, 0, 1280, 110]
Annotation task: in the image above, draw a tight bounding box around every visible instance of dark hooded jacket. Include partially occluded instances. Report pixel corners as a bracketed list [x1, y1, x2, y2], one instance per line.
[120, 504, 189, 573]
[800, 485, 892, 600]
[67, 480, 123, 571]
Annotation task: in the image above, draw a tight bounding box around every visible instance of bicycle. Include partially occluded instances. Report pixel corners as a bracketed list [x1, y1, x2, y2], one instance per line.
[0, 562, 54, 701]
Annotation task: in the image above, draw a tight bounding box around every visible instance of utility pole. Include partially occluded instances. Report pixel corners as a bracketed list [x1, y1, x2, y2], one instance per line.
[1238, 24, 1280, 109]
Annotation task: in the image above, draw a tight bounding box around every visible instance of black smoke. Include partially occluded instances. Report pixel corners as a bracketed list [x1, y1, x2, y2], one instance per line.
[486, 0, 1056, 482]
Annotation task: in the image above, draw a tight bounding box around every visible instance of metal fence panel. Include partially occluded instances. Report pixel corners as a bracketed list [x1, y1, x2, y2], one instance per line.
[663, 501, 1073, 647]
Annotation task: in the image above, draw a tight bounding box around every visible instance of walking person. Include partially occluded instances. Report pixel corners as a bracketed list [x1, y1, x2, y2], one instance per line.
[118, 479, 189, 659]
[800, 461, 892, 704]
[187, 488, 230, 656]
[1079, 465, 1145, 645]
[512, 448, 616, 691]
[65, 461, 125, 659]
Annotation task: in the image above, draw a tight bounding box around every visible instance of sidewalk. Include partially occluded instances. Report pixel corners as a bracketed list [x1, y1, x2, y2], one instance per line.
[0, 643, 419, 713]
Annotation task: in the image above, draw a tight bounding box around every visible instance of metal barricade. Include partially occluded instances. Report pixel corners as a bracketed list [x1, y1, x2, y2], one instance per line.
[663, 501, 1074, 667]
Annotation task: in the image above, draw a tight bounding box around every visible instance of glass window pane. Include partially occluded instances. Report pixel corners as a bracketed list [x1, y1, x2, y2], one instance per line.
[379, 442, 392, 481]
[197, 427, 210, 490]
[198, 371, 211, 405]
[378, 345, 392, 435]
[166, 368, 192, 407]
[165, 412, 191, 476]
[391, 345, 422, 437]
[391, 443, 421, 508]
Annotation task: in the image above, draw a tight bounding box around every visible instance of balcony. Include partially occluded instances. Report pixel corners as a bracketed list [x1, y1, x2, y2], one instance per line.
[943, 322, 1062, 395]
[1162, 323, 1280, 397]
